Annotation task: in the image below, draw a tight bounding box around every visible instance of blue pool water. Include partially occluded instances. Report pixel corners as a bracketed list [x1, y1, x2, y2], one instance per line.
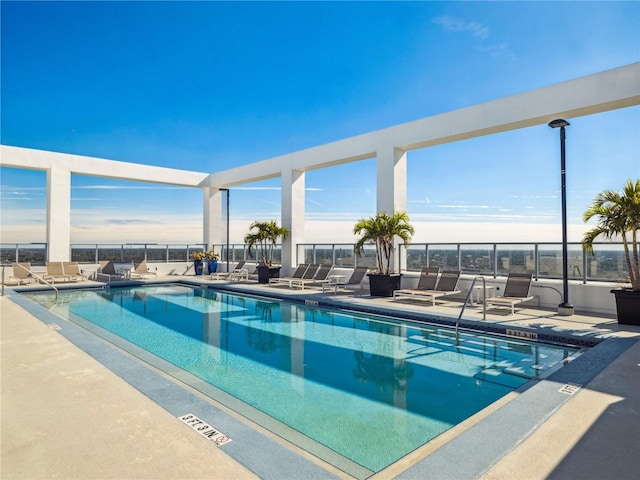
[27, 284, 579, 475]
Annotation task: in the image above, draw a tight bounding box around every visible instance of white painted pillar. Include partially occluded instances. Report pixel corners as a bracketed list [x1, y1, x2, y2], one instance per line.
[46, 164, 71, 261]
[376, 146, 408, 272]
[281, 168, 305, 276]
[203, 187, 226, 249]
[376, 146, 407, 214]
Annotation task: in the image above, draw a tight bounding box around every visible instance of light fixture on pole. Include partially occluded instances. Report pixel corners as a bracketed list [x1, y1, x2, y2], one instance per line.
[548, 119, 574, 316]
[218, 188, 230, 273]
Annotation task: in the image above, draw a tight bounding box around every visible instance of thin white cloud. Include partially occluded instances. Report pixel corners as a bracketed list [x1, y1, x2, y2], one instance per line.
[475, 43, 517, 61]
[433, 16, 489, 39]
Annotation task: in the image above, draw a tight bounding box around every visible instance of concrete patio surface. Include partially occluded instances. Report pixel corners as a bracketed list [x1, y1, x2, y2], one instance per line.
[2, 277, 639, 479]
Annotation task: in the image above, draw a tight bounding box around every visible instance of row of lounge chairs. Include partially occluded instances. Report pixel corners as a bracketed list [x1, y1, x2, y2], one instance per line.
[393, 268, 534, 314]
[267, 263, 369, 292]
[7, 260, 156, 285]
[393, 268, 461, 305]
[8, 261, 87, 285]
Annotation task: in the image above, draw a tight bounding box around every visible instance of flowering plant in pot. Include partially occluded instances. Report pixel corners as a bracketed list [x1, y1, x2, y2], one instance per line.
[204, 249, 220, 273]
[582, 179, 640, 325]
[244, 220, 290, 283]
[191, 250, 206, 275]
[353, 211, 414, 296]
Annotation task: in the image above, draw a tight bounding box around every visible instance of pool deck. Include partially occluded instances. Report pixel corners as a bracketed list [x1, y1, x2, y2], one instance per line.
[2, 276, 639, 479]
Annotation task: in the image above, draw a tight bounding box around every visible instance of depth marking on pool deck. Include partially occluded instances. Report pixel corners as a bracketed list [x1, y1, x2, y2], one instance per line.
[505, 328, 538, 340]
[178, 414, 232, 446]
[558, 383, 582, 395]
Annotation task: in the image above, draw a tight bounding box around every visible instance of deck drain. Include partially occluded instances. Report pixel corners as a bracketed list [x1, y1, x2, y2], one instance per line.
[178, 414, 232, 446]
[558, 383, 582, 395]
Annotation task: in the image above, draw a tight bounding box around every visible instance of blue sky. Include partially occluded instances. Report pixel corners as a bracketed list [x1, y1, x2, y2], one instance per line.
[1, 1, 639, 244]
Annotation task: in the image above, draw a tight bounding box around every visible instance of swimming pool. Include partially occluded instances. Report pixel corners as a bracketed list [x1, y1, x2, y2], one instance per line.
[26, 284, 580, 477]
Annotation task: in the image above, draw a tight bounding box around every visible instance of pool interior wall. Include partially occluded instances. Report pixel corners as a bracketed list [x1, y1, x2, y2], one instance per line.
[8, 283, 634, 480]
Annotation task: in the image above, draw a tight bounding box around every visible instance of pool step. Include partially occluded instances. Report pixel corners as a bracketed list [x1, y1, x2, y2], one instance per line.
[503, 349, 567, 379]
[473, 367, 525, 389]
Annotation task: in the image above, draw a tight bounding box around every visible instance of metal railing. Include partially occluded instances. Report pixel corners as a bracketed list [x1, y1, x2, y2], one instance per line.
[456, 275, 487, 337]
[1, 240, 631, 286]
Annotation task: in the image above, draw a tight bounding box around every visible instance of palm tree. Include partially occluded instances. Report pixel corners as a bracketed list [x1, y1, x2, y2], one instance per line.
[244, 220, 290, 266]
[582, 179, 640, 291]
[353, 211, 415, 275]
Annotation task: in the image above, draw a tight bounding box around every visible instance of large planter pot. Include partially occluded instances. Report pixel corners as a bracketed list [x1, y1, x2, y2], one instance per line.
[611, 288, 640, 325]
[193, 260, 203, 276]
[207, 260, 218, 274]
[367, 273, 402, 297]
[257, 266, 281, 284]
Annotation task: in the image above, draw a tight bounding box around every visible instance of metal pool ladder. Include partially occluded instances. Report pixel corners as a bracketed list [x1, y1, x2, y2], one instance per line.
[455, 275, 487, 337]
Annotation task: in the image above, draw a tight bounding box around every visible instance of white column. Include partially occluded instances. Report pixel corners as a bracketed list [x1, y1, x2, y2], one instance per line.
[281, 168, 305, 275]
[376, 146, 407, 214]
[46, 165, 71, 261]
[376, 146, 408, 272]
[203, 187, 224, 248]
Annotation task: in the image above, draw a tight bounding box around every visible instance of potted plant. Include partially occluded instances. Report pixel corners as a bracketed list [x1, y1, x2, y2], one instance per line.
[353, 211, 414, 296]
[582, 179, 640, 325]
[205, 248, 220, 274]
[244, 220, 290, 283]
[191, 250, 206, 275]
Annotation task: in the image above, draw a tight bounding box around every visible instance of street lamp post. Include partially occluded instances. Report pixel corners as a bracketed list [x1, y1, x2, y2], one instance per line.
[548, 119, 574, 316]
[219, 188, 230, 273]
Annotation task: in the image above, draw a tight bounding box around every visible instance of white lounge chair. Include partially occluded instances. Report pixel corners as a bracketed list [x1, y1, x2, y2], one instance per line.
[63, 261, 87, 281]
[211, 260, 246, 280]
[7, 262, 35, 285]
[290, 264, 334, 289]
[130, 260, 157, 279]
[485, 273, 534, 314]
[44, 261, 71, 283]
[393, 270, 461, 306]
[322, 266, 369, 294]
[97, 260, 126, 282]
[269, 264, 311, 287]
[393, 267, 441, 300]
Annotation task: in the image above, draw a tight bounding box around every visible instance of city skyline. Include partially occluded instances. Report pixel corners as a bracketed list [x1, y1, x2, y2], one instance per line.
[1, 1, 639, 244]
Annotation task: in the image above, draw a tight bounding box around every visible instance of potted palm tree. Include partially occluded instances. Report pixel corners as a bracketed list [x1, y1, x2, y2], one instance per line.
[582, 179, 640, 325]
[244, 220, 290, 283]
[353, 211, 414, 296]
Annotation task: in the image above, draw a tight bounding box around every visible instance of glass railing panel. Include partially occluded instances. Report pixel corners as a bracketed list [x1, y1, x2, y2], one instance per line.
[496, 244, 535, 275]
[537, 244, 583, 279]
[334, 246, 355, 268]
[70, 245, 97, 263]
[405, 245, 427, 271]
[313, 245, 334, 266]
[97, 245, 123, 263]
[585, 244, 628, 282]
[146, 246, 168, 262]
[272, 247, 282, 265]
[231, 245, 246, 262]
[356, 246, 378, 270]
[169, 246, 190, 262]
[0, 245, 17, 264]
[427, 245, 458, 271]
[460, 244, 494, 275]
[299, 246, 315, 264]
[123, 245, 146, 263]
[3, 244, 48, 266]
